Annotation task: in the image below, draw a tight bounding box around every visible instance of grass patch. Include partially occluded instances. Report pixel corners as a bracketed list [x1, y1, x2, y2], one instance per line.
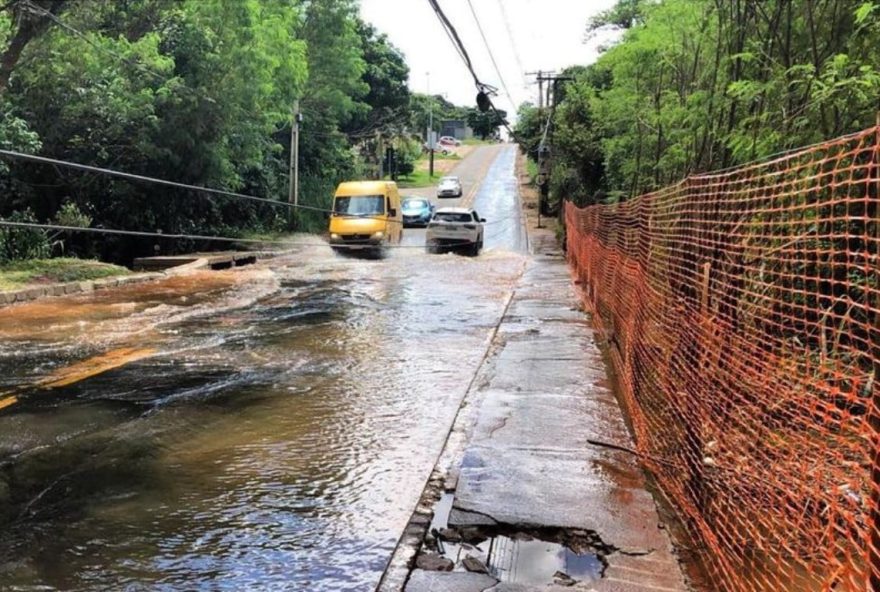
[463, 138, 492, 146]
[0, 258, 130, 291]
[233, 231, 303, 248]
[388, 150, 468, 187]
[429, 152, 461, 161]
[394, 168, 442, 188]
[526, 158, 538, 183]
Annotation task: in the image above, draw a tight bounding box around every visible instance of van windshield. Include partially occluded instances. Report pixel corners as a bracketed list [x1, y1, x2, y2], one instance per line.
[333, 195, 385, 216]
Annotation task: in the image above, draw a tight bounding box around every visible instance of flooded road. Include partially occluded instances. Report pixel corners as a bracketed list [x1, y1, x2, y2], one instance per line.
[0, 146, 527, 591]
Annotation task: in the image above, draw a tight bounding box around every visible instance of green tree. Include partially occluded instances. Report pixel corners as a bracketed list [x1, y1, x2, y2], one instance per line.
[0, 0, 429, 259]
[512, 102, 544, 159]
[344, 20, 410, 136]
[409, 93, 469, 138]
[2, 0, 308, 259]
[467, 107, 507, 140]
[0, 0, 70, 94]
[547, 0, 880, 201]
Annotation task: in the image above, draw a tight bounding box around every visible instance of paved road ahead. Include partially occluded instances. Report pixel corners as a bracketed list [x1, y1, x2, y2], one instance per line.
[0, 145, 526, 591]
[401, 145, 527, 253]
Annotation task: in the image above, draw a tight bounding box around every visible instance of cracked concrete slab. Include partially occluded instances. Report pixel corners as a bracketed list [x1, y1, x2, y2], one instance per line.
[467, 388, 631, 450]
[447, 233, 689, 591]
[450, 445, 661, 553]
[404, 570, 498, 592]
[487, 584, 601, 592]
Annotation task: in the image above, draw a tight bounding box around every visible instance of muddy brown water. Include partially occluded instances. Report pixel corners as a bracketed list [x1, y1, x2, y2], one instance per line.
[0, 148, 527, 591]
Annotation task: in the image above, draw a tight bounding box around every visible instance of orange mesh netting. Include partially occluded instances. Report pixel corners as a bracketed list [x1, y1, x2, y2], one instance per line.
[565, 125, 880, 592]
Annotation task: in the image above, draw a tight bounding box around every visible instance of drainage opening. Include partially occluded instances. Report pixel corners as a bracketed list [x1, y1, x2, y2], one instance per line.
[423, 494, 606, 586]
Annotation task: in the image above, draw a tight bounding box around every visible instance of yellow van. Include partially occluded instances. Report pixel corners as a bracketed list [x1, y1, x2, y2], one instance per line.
[328, 181, 403, 253]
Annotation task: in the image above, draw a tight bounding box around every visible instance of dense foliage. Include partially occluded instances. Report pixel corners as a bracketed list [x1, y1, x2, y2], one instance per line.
[467, 108, 507, 140]
[0, 0, 416, 261]
[516, 0, 880, 206]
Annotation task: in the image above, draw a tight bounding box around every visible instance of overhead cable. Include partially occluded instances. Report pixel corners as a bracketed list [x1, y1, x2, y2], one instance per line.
[425, 0, 521, 143]
[466, 0, 518, 113]
[0, 148, 516, 229]
[0, 220, 506, 250]
[426, 0, 481, 88]
[0, 149, 329, 215]
[495, 0, 529, 89]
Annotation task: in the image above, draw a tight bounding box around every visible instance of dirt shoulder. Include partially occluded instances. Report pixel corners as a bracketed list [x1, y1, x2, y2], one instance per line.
[514, 148, 556, 240]
[414, 145, 475, 175]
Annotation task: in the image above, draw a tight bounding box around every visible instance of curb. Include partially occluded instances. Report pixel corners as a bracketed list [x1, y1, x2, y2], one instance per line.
[0, 272, 165, 307]
[0, 247, 299, 309]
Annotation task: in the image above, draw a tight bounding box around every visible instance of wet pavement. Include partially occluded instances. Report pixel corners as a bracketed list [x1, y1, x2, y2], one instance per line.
[401, 144, 527, 255]
[0, 145, 690, 592]
[0, 146, 527, 591]
[399, 231, 689, 592]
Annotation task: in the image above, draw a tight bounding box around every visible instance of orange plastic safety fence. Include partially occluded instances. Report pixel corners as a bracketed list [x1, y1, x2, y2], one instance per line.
[565, 125, 880, 592]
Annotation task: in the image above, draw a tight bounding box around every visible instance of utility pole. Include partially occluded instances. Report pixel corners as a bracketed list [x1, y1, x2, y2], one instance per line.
[536, 70, 543, 108]
[537, 70, 543, 108]
[427, 71, 434, 179]
[288, 100, 301, 227]
[531, 73, 573, 218]
[377, 132, 384, 178]
[526, 70, 555, 108]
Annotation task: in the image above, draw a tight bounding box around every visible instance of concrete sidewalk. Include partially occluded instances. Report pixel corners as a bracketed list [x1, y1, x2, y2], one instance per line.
[402, 231, 689, 592]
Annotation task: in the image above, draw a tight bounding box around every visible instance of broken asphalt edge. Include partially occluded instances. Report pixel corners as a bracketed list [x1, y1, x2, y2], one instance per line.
[374, 283, 521, 592]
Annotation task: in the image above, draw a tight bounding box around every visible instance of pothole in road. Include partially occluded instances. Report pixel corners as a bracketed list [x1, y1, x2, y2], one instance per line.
[416, 493, 606, 587]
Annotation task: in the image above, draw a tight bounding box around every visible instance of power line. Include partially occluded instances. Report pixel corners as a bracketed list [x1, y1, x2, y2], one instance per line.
[465, 0, 517, 113]
[432, 8, 470, 71]
[426, 0, 481, 88]
[0, 219, 507, 250]
[0, 220, 302, 246]
[0, 148, 329, 215]
[495, 0, 529, 89]
[0, 148, 519, 229]
[425, 0, 520, 143]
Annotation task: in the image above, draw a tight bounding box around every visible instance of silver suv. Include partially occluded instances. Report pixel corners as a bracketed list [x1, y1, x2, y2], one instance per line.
[426, 207, 485, 256]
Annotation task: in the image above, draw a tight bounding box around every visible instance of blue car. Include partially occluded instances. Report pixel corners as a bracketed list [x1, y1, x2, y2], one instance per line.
[401, 197, 434, 227]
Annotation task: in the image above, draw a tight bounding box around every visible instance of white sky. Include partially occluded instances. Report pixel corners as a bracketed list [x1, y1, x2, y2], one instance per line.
[358, 0, 618, 121]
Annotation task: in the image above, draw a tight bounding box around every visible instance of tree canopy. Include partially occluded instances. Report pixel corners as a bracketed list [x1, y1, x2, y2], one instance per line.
[518, 0, 880, 206]
[0, 0, 420, 261]
[467, 108, 507, 140]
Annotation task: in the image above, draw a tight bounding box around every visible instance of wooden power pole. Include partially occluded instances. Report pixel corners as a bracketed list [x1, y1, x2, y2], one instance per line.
[288, 100, 302, 227]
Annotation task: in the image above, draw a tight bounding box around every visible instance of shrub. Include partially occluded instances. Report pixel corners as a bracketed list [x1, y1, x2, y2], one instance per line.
[0, 210, 50, 263]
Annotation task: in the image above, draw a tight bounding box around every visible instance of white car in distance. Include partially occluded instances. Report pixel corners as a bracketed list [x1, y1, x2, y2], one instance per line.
[437, 176, 462, 198]
[426, 207, 485, 256]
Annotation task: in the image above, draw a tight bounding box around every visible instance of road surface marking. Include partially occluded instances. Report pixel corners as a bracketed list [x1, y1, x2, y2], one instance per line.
[35, 347, 157, 389]
[461, 148, 498, 208]
[0, 346, 157, 411]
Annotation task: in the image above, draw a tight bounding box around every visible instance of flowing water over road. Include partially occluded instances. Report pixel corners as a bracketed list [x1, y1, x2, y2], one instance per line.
[0, 146, 526, 591]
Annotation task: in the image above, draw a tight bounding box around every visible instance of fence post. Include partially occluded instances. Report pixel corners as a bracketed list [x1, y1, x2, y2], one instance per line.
[700, 261, 711, 317]
[870, 114, 880, 592]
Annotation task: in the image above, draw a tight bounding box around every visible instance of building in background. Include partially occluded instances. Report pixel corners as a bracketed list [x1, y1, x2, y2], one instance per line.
[439, 120, 473, 141]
